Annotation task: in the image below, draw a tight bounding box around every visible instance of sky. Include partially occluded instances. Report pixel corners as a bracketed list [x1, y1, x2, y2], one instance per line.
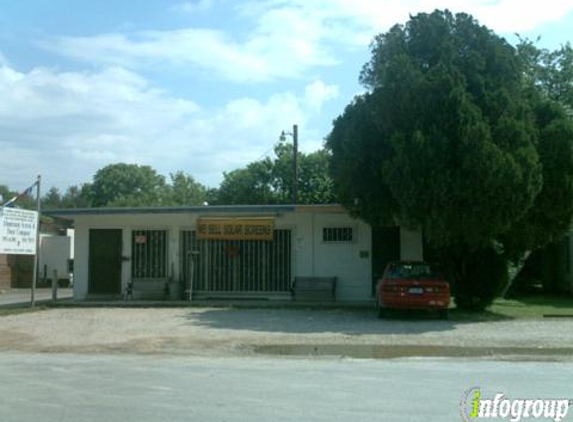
[1, 0, 573, 192]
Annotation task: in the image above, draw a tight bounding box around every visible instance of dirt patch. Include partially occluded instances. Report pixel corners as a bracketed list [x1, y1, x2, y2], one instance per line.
[0, 307, 572, 359]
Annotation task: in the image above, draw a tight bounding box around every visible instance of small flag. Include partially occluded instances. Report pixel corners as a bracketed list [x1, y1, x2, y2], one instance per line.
[2, 182, 38, 207]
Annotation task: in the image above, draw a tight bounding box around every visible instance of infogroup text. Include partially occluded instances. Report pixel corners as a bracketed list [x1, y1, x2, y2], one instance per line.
[461, 388, 571, 422]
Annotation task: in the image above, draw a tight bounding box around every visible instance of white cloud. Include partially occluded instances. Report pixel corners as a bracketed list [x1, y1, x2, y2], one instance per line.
[0, 62, 337, 189]
[305, 80, 340, 112]
[262, 0, 573, 35]
[0, 50, 8, 66]
[40, 16, 336, 83]
[471, 0, 573, 33]
[171, 0, 213, 13]
[39, 1, 573, 83]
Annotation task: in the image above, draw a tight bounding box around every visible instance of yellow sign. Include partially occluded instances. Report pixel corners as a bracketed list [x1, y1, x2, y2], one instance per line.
[197, 217, 274, 241]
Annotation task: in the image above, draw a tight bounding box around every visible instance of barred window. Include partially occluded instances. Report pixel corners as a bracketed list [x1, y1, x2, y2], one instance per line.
[322, 227, 354, 243]
[131, 229, 168, 279]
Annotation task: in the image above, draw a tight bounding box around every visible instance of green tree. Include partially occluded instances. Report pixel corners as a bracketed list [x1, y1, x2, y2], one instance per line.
[60, 185, 92, 208]
[298, 149, 336, 205]
[53, 165, 208, 208]
[216, 159, 276, 205]
[0, 185, 13, 206]
[0, 184, 36, 209]
[213, 142, 336, 205]
[517, 38, 573, 111]
[42, 187, 63, 210]
[88, 163, 167, 207]
[165, 171, 207, 206]
[327, 10, 573, 310]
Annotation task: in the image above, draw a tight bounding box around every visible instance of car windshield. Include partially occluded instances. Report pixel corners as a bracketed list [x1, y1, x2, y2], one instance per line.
[386, 263, 440, 279]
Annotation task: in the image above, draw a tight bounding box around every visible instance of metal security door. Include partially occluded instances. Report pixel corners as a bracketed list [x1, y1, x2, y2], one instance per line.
[131, 230, 168, 280]
[89, 229, 122, 294]
[180, 229, 291, 295]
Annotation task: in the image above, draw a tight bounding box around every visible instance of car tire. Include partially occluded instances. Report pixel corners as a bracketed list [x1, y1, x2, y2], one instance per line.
[438, 309, 449, 320]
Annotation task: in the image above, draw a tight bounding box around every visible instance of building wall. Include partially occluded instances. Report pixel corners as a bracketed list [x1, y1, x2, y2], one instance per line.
[72, 209, 422, 301]
[6, 255, 33, 288]
[39, 234, 73, 281]
[0, 254, 11, 291]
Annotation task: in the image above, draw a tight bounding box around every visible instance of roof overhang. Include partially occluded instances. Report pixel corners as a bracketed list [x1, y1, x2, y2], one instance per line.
[44, 204, 345, 220]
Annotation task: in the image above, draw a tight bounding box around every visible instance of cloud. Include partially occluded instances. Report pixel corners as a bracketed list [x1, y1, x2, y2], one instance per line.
[305, 80, 340, 112]
[0, 50, 8, 66]
[40, 10, 337, 83]
[39, 1, 573, 84]
[0, 61, 338, 189]
[171, 0, 213, 13]
[241, 0, 573, 45]
[470, 0, 573, 33]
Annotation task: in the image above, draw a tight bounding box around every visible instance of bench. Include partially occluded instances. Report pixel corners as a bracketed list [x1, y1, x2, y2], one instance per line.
[124, 279, 169, 300]
[291, 276, 336, 302]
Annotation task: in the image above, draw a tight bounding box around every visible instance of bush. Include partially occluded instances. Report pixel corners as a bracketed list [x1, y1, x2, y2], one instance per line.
[440, 246, 508, 311]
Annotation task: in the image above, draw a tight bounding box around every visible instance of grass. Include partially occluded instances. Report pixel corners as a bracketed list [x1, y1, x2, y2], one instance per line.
[490, 295, 573, 319]
[449, 294, 573, 321]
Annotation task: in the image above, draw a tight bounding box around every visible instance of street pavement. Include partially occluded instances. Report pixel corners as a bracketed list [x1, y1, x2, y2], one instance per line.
[0, 353, 571, 422]
[0, 288, 72, 307]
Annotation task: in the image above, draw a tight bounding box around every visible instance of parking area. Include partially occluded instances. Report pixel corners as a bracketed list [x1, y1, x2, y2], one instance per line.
[0, 307, 572, 358]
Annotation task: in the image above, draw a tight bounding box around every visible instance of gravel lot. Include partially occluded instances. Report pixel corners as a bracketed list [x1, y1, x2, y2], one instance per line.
[1, 307, 572, 357]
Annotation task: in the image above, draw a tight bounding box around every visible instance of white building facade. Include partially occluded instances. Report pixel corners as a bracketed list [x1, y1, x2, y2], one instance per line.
[49, 205, 423, 302]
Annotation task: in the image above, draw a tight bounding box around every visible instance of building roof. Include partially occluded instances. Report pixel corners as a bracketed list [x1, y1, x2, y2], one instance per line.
[44, 204, 345, 219]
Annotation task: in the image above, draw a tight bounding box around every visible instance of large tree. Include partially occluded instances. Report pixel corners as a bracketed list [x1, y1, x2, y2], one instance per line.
[165, 171, 208, 206]
[214, 142, 336, 205]
[40, 166, 208, 209]
[327, 10, 573, 309]
[88, 163, 167, 207]
[517, 38, 573, 112]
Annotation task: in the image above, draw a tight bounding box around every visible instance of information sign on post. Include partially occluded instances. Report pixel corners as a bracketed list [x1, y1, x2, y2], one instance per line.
[0, 207, 39, 255]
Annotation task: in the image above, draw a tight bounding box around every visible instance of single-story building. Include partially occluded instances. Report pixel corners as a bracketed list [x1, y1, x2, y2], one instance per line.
[47, 205, 424, 302]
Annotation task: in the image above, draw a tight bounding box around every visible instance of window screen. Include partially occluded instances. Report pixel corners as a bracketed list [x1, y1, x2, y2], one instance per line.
[322, 227, 354, 243]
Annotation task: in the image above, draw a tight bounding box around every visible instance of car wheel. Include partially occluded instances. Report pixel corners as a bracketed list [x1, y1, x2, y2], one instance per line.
[438, 309, 449, 320]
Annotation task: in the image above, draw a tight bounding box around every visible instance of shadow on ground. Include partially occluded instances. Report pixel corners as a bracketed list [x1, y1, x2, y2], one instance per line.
[182, 307, 513, 336]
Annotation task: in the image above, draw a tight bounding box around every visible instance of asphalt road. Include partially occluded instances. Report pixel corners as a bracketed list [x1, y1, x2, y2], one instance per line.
[1, 353, 571, 422]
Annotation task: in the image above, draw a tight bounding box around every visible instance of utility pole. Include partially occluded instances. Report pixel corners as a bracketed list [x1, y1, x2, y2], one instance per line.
[292, 124, 298, 205]
[279, 124, 299, 205]
[31, 175, 41, 308]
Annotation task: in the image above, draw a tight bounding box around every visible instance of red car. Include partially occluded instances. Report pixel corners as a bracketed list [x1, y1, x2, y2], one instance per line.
[375, 261, 450, 319]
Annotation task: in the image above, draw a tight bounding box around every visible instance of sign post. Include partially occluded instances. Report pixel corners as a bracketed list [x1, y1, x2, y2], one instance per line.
[0, 175, 40, 307]
[0, 208, 39, 255]
[31, 175, 41, 307]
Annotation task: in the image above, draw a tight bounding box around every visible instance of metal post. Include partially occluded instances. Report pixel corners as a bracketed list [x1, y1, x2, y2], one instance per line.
[31, 175, 41, 308]
[52, 269, 58, 302]
[292, 124, 298, 205]
[187, 250, 199, 301]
